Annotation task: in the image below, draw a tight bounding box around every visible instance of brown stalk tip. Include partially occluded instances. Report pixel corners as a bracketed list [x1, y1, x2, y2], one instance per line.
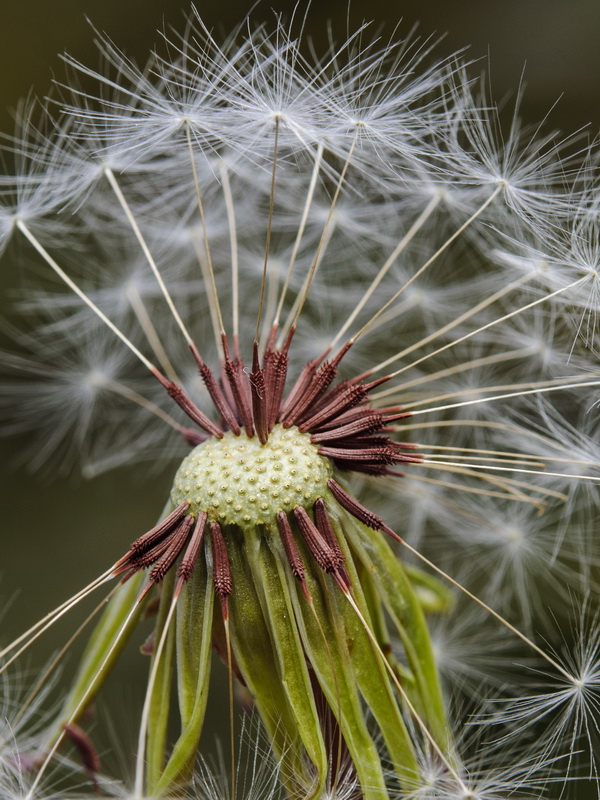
[177, 511, 207, 582]
[294, 506, 342, 575]
[63, 722, 100, 780]
[224, 356, 254, 438]
[128, 501, 190, 555]
[199, 359, 241, 435]
[314, 498, 350, 584]
[250, 342, 269, 444]
[210, 521, 233, 599]
[148, 515, 195, 583]
[165, 381, 224, 438]
[327, 479, 385, 531]
[277, 510, 306, 581]
[181, 427, 208, 446]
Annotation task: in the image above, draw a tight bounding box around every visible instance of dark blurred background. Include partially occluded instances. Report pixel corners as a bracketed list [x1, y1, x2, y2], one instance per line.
[2, 0, 600, 133]
[0, 0, 599, 785]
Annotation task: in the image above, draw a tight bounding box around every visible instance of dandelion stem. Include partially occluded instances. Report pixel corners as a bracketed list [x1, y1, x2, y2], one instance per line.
[96, 376, 188, 433]
[399, 417, 589, 467]
[407, 376, 600, 416]
[372, 275, 590, 390]
[413, 442, 563, 461]
[124, 282, 179, 382]
[424, 453, 542, 467]
[12, 586, 119, 727]
[390, 471, 546, 504]
[408, 462, 545, 513]
[401, 374, 599, 409]
[0, 570, 115, 670]
[220, 162, 239, 341]
[259, 261, 281, 353]
[418, 458, 600, 482]
[389, 346, 536, 393]
[185, 125, 227, 340]
[281, 133, 359, 341]
[402, 462, 548, 509]
[192, 230, 225, 356]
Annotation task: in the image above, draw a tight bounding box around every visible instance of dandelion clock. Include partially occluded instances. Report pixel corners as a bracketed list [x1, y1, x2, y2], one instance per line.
[1, 7, 600, 800]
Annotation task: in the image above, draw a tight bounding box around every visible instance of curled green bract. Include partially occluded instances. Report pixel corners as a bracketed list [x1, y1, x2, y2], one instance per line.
[54, 476, 452, 798]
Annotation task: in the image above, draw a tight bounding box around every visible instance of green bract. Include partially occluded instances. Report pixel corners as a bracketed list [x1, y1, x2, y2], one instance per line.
[57, 472, 452, 798]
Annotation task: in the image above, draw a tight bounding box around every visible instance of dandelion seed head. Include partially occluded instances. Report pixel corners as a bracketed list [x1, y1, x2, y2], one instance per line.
[171, 425, 332, 525]
[2, 6, 600, 798]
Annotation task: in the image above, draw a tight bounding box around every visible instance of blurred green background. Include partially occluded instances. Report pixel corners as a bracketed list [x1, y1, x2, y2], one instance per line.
[1, 0, 599, 784]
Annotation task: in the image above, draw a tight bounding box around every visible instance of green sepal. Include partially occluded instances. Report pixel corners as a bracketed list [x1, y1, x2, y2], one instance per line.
[145, 569, 177, 793]
[226, 527, 326, 799]
[336, 504, 451, 753]
[244, 527, 329, 800]
[356, 558, 416, 687]
[54, 569, 147, 736]
[405, 564, 454, 613]
[278, 533, 391, 800]
[152, 540, 214, 796]
[52, 504, 175, 739]
[331, 523, 421, 789]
